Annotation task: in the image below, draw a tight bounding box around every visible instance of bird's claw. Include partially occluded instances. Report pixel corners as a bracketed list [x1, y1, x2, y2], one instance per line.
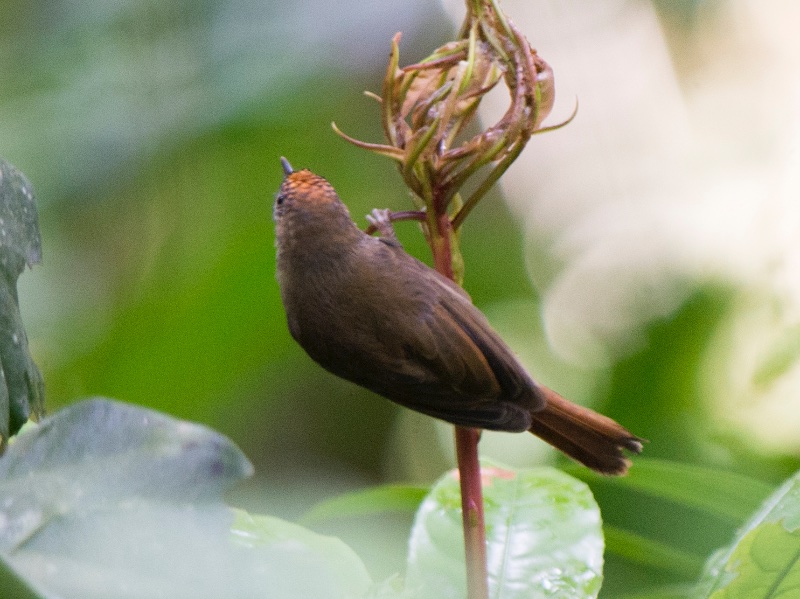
[366, 208, 398, 242]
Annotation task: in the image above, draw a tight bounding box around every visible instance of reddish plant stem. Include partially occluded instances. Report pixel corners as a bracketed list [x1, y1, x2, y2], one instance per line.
[429, 206, 489, 599]
[431, 212, 456, 278]
[455, 426, 488, 599]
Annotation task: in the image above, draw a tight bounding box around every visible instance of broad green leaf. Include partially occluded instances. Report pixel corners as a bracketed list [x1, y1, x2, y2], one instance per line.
[0, 398, 372, 599]
[232, 510, 371, 595]
[302, 484, 429, 524]
[709, 523, 800, 598]
[406, 464, 603, 599]
[0, 159, 44, 448]
[696, 468, 800, 597]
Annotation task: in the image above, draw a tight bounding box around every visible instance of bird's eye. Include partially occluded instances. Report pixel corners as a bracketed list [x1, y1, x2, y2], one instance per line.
[275, 194, 285, 206]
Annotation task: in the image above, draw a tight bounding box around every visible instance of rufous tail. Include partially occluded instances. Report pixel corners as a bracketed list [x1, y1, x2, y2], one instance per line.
[529, 386, 643, 476]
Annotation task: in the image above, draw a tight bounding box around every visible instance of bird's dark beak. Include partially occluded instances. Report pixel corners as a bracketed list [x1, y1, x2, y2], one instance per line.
[280, 157, 293, 177]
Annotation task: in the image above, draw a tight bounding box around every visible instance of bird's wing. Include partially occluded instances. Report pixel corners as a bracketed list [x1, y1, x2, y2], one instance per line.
[341, 248, 545, 430]
[427, 272, 545, 413]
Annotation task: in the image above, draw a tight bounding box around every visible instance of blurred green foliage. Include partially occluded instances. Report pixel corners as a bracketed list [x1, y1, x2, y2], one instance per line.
[9, 0, 455, 484]
[0, 399, 374, 599]
[3, 0, 799, 596]
[8, 0, 540, 496]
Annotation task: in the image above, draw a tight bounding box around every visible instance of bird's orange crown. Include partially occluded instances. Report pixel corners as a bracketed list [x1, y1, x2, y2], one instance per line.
[281, 170, 340, 205]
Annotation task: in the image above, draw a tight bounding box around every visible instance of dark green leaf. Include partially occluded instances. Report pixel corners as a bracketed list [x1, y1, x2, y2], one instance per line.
[567, 458, 774, 592]
[609, 586, 695, 599]
[603, 525, 704, 576]
[571, 458, 773, 523]
[301, 484, 429, 524]
[0, 398, 372, 599]
[0, 159, 44, 448]
[0, 160, 42, 269]
[0, 558, 47, 599]
[406, 464, 603, 599]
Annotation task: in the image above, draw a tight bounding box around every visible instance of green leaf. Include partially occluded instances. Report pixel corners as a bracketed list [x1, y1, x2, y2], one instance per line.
[0, 159, 42, 269]
[696, 468, 800, 597]
[0, 398, 372, 599]
[610, 586, 695, 599]
[0, 558, 46, 599]
[0, 159, 44, 447]
[567, 459, 773, 585]
[571, 458, 773, 523]
[232, 510, 371, 596]
[301, 484, 429, 524]
[406, 464, 604, 599]
[709, 523, 800, 598]
[603, 524, 704, 576]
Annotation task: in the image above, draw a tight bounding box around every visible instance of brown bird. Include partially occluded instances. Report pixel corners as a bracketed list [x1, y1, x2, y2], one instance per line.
[274, 159, 643, 475]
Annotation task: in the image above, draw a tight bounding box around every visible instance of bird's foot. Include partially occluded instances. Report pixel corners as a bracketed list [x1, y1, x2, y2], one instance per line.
[366, 208, 400, 244]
